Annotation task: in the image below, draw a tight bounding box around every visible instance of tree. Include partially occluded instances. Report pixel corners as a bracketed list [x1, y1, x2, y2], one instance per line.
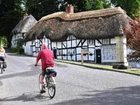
[25, 0, 58, 20]
[110, 0, 140, 58]
[0, 0, 24, 47]
[0, 36, 7, 47]
[83, 0, 111, 11]
[124, 18, 140, 58]
[110, 0, 140, 19]
[63, 0, 111, 12]
[25, 0, 111, 19]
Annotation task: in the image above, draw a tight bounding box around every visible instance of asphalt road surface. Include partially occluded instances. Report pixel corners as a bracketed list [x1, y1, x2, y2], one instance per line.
[0, 53, 140, 105]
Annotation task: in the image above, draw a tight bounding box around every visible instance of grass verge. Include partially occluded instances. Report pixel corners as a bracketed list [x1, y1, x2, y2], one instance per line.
[56, 60, 140, 76]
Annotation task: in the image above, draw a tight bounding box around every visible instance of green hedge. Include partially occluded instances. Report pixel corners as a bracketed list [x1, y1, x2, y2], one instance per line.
[11, 47, 24, 54]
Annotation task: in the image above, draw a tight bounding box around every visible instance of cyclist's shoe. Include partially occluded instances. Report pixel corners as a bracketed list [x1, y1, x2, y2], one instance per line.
[40, 84, 46, 94]
[40, 89, 46, 94]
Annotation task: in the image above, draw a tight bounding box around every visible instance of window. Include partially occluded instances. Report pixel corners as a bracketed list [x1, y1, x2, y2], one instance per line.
[102, 39, 110, 44]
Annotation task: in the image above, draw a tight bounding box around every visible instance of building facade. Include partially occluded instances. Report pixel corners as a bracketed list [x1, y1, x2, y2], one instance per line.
[24, 7, 132, 67]
[11, 14, 37, 48]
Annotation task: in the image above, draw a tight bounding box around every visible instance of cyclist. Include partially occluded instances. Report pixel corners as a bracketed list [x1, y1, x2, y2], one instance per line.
[0, 46, 7, 69]
[35, 44, 55, 93]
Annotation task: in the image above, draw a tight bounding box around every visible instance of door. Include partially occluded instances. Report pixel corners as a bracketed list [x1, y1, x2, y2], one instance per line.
[53, 48, 57, 59]
[96, 49, 101, 63]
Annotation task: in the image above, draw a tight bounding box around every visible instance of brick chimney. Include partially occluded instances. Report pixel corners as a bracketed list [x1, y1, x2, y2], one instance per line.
[66, 4, 74, 14]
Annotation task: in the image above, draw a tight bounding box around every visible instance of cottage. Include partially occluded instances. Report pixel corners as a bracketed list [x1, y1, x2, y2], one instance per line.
[11, 14, 37, 48]
[25, 7, 130, 67]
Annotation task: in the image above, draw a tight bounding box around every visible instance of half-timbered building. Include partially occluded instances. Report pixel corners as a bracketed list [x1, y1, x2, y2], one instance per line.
[11, 14, 37, 48]
[25, 6, 131, 67]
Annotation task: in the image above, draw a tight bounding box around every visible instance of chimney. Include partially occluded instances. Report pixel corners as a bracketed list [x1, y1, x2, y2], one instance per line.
[66, 4, 74, 14]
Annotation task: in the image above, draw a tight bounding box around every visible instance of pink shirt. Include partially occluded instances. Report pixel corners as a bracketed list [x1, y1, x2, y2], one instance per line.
[36, 48, 54, 70]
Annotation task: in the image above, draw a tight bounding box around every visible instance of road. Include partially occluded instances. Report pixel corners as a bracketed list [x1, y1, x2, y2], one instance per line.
[0, 53, 140, 105]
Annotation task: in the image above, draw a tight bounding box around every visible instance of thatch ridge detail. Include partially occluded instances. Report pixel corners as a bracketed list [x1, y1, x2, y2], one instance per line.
[39, 7, 125, 21]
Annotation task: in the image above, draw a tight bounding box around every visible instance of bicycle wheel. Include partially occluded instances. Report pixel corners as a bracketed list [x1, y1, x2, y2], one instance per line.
[0, 68, 3, 74]
[47, 76, 56, 99]
[0, 63, 3, 74]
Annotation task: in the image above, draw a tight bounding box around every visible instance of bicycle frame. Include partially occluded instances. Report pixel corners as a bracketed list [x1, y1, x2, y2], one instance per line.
[39, 69, 56, 99]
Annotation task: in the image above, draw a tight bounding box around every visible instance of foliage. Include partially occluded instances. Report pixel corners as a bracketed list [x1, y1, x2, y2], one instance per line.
[83, 0, 111, 11]
[0, 36, 7, 47]
[124, 18, 140, 58]
[62, 0, 111, 12]
[25, 0, 59, 20]
[11, 47, 18, 53]
[25, 0, 111, 19]
[16, 38, 25, 54]
[110, 0, 140, 19]
[17, 39, 24, 48]
[0, 0, 24, 47]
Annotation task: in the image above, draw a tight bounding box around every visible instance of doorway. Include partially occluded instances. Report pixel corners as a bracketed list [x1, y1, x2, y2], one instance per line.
[96, 49, 101, 63]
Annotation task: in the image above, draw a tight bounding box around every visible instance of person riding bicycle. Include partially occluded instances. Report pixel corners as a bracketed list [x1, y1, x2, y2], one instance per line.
[0, 46, 7, 69]
[35, 44, 56, 93]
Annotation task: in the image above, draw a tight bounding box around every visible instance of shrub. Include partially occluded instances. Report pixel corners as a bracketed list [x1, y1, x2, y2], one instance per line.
[112, 64, 128, 69]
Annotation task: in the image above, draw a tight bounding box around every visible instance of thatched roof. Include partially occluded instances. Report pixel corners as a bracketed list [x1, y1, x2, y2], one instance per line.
[12, 14, 37, 35]
[25, 7, 130, 42]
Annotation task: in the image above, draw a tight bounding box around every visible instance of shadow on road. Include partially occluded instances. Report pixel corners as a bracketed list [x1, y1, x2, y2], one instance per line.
[0, 64, 40, 80]
[1, 85, 140, 104]
[51, 85, 140, 105]
[0, 91, 50, 102]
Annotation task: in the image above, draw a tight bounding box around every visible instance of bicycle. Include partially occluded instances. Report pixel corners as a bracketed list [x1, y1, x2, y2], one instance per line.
[0, 61, 5, 74]
[39, 69, 56, 99]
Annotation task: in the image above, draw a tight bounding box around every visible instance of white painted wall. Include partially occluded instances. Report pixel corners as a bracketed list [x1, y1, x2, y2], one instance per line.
[23, 41, 32, 55]
[101, 45, 116, 62]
